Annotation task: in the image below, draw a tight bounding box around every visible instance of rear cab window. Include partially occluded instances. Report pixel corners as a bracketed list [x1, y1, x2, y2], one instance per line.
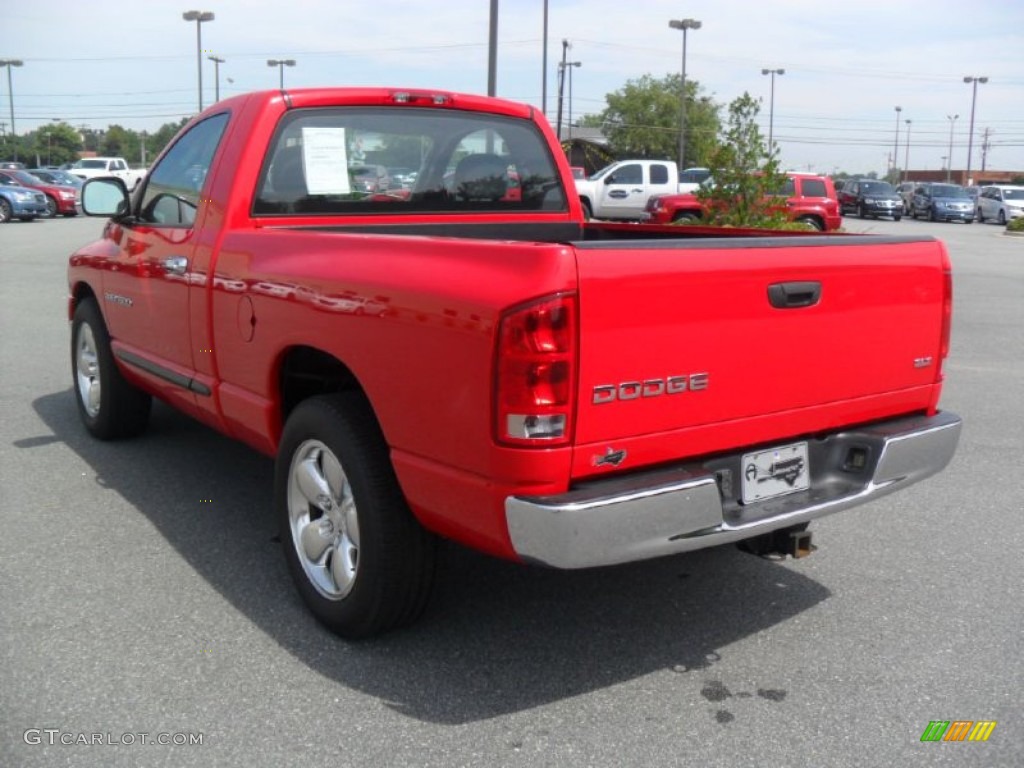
[253, 107, 567, 216]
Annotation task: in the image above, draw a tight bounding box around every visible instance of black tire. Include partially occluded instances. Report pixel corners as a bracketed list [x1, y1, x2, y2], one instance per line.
[0, 197, 11, 223]
[998, 210, 1007, 226]
[929, 207, 938, 222]
[858, 204, 866, 219]
[42, 195, 58, 219]
[893, 215, 902, 222]
[672, 211, 700, 223]
[71, 298, 152, 440]
[796, 215, 823, 231]
[580, 199, 593, 221]
[276, 394, 437, 639]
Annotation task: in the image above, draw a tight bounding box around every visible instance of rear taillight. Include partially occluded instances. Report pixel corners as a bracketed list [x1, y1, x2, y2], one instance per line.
[494, 294, 577, 446]
[939, 267, 952, 371]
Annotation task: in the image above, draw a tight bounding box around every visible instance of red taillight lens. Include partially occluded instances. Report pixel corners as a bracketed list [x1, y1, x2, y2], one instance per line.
[939, 268, 952, 367]
[495, 294, 577, 446]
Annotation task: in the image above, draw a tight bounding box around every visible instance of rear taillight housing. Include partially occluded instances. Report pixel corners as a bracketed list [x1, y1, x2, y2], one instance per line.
[939, 267, 952, 375]
[494, 293, 577, 446]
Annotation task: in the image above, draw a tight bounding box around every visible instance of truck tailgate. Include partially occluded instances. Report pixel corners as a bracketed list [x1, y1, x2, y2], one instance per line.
[571, 235, 949, 477]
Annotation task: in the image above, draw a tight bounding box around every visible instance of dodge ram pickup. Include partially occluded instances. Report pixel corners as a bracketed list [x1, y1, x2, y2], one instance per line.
[69, 88, 961, 638]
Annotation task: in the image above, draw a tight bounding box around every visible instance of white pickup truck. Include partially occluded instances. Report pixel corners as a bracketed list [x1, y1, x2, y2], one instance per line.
[69, 157, 147, 190]
[574, 159, 709, 220]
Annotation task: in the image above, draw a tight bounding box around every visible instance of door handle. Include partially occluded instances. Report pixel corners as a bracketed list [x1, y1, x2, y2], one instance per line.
[162, 256, 188, 275]
[768, 281, 821, 309]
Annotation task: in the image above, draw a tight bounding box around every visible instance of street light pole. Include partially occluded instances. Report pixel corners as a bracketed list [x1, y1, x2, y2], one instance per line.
[761, 68, 784, 153]
[903, 119, 911, 182]
[0, 59, 24, 161]
[267, 59, 296, 89]
[963, 76, 988, 185]
[668, 18, 701, 170]
[182, 11, 214, 113]
[892, 106, 902, 182]
[946, 114, 959, 183]
[208, 56, 225, 102]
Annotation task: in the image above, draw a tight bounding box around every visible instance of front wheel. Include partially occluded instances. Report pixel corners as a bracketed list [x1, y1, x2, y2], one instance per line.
[0, 198, 11, 223]
[71, 298, 152, 439]
[858, 204, 867, 219]
[672, 211, 700, 223]
[276, 394, 437, 639]
[894, 215, 902, 222]
[998, 210, 1007, 226]
[795, 215, 823, 231]
[42, 195, 58, 218]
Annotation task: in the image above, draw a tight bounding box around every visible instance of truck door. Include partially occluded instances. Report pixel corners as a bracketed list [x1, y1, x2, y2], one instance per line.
[100, 113, 229, 416]
[597, 162, 647, 218]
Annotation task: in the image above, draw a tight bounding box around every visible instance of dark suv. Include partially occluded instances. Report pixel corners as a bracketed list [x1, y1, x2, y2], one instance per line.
[910, 183, 974, 223]
[838, 179, 903, 221]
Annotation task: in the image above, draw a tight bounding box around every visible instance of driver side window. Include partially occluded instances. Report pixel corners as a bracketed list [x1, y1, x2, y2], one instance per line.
[139, 113, 229, 226]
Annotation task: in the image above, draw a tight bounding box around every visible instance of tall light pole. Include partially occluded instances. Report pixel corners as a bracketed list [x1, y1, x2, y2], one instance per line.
[208, 55, 225, 102]
[668, 18, 701, 170]
[267, 59, 296, 89]
[182, 11, 214, 113]
[903, 119, 912, 182]
[541, 0, 548, 118]
[963, 76, 988, 185]
[892, 106, 902, 182]
[555, 39, 569, 141]
[946, 113, 959, 183]
[761, 68, 784, 153]
[560, 61, 581, 142]
[0, 59, 23, 161]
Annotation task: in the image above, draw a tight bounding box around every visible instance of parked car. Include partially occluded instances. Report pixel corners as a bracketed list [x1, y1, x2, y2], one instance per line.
[910, 183, 974, 223]
[0, 161, 26, 170]
[895, 182, 918, 213]
[349, 164, 391, 193]
[0, 169, 78, 217]
[570, 166, 586, 180]
[29, 168, 84, 192]
[68, 157, 147, 190]
[838, 179, 903, 220]
[0, 174, 48, 222]
[975, 184, 1024, 225]
[643, 172, 842, 232]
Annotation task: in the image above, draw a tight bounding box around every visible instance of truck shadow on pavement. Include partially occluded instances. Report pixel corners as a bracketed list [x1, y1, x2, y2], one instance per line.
[32, 391, 831, 725]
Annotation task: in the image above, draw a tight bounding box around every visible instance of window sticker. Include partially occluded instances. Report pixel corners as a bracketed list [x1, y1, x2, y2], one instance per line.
[302, 126, 351, 194]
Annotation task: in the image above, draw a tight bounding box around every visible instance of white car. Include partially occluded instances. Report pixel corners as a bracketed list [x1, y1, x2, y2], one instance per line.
[976, 184, 1024, 225]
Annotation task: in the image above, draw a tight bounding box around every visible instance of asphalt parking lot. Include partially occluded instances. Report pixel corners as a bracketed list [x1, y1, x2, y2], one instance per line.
[1, 214, 1021, 767]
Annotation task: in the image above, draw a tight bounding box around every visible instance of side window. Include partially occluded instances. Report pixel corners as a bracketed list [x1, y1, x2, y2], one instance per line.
[610, 164, 642, 185]
[776, 178, 796, 197]
[650, 164, 669, 184]
[802, 179, 827, 198]
[138, 113, 229, 227]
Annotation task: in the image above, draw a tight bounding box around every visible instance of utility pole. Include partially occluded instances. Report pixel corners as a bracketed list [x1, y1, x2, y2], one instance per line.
[980, 127, 992, 172]
[555, 39, 569, 142]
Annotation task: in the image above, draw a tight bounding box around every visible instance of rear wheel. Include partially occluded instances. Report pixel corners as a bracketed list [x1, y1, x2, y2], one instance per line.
[276, 394, 437, 639]
[580, 199, 593, 221]
[795, 215, 823, 231]
[71, 298, 152, 439]
[672, 211, 700, 223]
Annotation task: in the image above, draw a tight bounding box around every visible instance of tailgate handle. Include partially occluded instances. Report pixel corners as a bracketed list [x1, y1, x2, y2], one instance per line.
[768, 281, 821, 309]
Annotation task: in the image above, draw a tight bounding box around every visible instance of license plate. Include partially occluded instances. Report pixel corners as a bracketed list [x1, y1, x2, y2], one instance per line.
[741, 442, 810, 504]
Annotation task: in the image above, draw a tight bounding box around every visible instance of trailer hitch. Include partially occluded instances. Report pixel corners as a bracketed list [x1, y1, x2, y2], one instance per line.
[736, 524, 815, 559]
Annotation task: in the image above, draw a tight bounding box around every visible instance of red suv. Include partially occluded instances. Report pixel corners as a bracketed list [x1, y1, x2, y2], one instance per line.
[643, 173, 841, 231]
[0, 169, 79, 218]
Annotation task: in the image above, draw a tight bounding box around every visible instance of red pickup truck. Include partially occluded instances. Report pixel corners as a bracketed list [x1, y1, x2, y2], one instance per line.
[69, 88, 961, 638]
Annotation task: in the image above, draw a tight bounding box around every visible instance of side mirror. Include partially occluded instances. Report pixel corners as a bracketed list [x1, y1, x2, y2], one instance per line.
[604, 175, 616, 185]
[81, 177, 131, 218]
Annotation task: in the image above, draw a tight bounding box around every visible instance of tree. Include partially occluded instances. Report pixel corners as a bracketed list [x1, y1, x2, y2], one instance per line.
[100, 125, 133, 157]
[696, 92, 791, 229]
[584, 73, 719, 165]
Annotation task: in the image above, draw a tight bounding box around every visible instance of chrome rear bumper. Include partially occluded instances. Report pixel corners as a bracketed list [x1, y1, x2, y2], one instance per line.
[505, 411, 961, 568]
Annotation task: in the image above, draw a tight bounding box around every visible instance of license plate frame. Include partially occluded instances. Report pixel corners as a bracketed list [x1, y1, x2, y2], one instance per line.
[741, 441, 810, 504]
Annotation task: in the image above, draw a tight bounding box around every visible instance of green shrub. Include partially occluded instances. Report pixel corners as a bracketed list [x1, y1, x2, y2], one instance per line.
[1006, 217, 1024, 233]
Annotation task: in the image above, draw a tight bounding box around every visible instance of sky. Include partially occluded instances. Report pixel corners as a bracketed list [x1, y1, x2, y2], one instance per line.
[4, 0, 1023, 177]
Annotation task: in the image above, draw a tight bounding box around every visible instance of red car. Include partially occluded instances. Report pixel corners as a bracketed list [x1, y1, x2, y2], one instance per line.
[0, 169, 79, 218]
[643, 173, 841, 232]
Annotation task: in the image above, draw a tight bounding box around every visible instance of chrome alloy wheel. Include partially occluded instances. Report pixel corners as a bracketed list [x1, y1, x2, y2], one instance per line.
[75, 323, 101, 418]
[286, 440, 361, 600]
